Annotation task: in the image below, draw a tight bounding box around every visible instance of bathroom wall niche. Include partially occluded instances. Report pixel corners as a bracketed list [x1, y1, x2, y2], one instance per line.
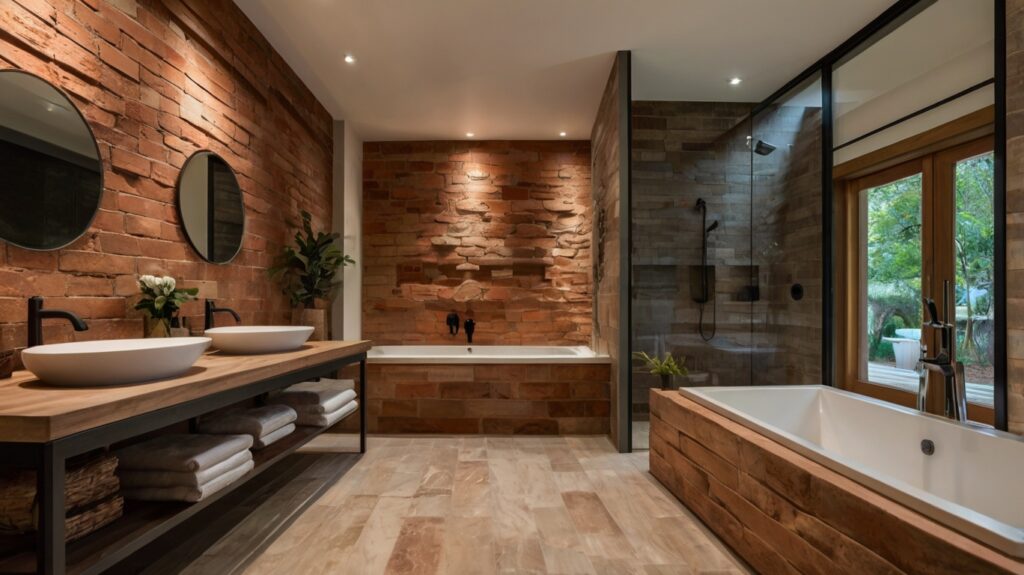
[177, 151, 245, 264]
[0, 69, 103, 250]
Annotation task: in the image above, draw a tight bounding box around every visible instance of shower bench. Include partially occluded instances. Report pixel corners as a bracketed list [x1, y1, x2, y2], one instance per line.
[0, 339, 371, 575]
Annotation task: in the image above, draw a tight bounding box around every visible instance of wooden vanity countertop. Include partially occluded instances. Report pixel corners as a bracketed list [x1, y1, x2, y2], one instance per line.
[0, 340, 371, 443]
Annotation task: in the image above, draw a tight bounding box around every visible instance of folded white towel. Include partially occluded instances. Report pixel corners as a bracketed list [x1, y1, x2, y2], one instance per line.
[274, 379, 355, 407]
[118, 450, 253, 489]
[283, 389, 356, 415]
[295, 399, 358, 428]
[253, 423, 295, 450]
[117, 434, 253, 473]
[121, 458, 254, 502]
[198, 405, 297, 438]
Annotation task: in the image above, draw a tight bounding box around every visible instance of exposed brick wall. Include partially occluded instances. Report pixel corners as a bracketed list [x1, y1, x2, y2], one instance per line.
[649, 390, 1023, 574]
[363, 363, 610, 434]
[0, 0, 332, 354]
[1007, 0, 1024, 434]
[591, 55, 625, 449]
[361, 141, 592, 345]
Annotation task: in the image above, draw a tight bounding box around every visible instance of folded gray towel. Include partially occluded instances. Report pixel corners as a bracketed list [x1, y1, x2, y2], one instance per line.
[285, 389, 357, 415]
[121, 458, 254, 502]
[253, 423, 295, 450]
[198, 405, 297, 438]
[274, 379, 355, 407]
[117, 434, 253, 472]
[295, 399, 358, 427]
[118, 450, 253, 489]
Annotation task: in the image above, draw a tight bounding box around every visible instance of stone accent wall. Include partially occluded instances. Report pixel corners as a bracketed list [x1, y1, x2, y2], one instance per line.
[361, 141, 592, 346]
[1007, 0, 1024, 434]
[649, 390, 1023, 574]
[591, 55, 625, 448]
[363, 363, 610, 435]
[0, 0, 332, 354]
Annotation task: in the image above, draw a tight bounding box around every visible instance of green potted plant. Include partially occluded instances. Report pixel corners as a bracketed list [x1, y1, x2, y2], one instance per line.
[135, 275, 198, 338]
[269, 210, 355, 340]
[633, 351, 687, 389]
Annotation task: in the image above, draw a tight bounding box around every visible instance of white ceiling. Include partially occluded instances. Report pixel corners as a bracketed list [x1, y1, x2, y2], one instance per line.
[235, 0, 894, 141]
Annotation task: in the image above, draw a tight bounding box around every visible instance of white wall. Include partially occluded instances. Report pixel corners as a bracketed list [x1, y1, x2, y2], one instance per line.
[331, 120, 363, 341]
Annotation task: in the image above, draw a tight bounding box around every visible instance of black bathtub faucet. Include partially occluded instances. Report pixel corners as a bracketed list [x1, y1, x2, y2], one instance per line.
[27, 296, 88, 347]
[464, 318, 476, 345]
[446, 312, 460, 336]
[204, 299, 241, 330]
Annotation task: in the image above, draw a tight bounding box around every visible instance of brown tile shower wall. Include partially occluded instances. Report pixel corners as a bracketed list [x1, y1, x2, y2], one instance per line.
[363, 363, 611, 435]
[1007, 0, 1024, 434]
[0, 0, 333, 352]
[649, 390, 1022, 574]
[361, 141, 593, 345]
[631, 101, 754, 417]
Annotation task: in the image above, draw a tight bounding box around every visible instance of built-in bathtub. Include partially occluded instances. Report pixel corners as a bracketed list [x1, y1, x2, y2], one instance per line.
[650, 386, 1024, 574]
[360, 345, 611, 434]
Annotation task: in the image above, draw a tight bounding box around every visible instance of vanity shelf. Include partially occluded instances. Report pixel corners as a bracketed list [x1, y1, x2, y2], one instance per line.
[0, 340, 371, 575]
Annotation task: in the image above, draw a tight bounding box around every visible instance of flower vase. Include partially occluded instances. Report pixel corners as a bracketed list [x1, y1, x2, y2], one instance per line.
[292, 298, 328, 341]
[660, 373, 674, 390]
[144, 316, 171, 338]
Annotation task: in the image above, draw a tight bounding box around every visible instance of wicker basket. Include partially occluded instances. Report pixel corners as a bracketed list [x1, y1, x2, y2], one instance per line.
[0, 454, 119, 536]
[65, 495, 124, 543]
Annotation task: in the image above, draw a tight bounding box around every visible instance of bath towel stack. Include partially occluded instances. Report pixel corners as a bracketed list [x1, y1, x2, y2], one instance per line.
[116, 434, 254, 502]
[198, 404, 297, 450]
[272, 378, 358, 427]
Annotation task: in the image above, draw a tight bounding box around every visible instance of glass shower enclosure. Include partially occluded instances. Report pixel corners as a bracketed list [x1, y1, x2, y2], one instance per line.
[629, 75, 824, 449]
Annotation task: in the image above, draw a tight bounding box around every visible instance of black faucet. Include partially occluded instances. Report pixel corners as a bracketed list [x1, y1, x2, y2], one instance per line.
[27, 296, 88, 347]
[446, 312, 460, 336]
[464, 318, 475, 345]
[204, 300, 241, 330]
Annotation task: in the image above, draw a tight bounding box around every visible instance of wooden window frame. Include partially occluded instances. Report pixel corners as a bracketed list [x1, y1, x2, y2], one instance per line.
[834, 106, 996, 425]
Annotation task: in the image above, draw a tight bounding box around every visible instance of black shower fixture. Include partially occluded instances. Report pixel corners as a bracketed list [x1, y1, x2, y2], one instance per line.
[752, 139, 777, 156]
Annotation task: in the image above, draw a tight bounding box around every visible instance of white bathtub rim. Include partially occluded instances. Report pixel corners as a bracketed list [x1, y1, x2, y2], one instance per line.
[366, 345, 611, 364]
[679, 384, 1024, 559]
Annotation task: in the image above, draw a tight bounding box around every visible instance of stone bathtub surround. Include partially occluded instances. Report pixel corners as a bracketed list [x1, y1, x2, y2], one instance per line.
[649, 390, 1023, 575]
[363, 363, 611, 435]
[0, 0, 333, 352]
[361, 140, 593, 346]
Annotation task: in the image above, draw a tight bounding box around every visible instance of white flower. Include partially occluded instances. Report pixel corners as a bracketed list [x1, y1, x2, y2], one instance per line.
[160, 276, 176, 292]
[139, 275, 159, 290]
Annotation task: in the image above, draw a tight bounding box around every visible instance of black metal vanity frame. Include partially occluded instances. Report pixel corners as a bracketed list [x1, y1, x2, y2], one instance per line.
[0, 352, 367, 575]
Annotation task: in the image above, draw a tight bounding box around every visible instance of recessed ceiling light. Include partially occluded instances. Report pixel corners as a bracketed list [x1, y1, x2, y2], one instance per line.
[344, 54, 356, 64]
[465, 132, 475, 138]
[559, 131, 567, 137]
[729, 77, 742, 86]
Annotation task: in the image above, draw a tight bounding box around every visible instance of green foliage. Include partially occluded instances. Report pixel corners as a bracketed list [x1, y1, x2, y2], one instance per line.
[134, 275, 198, 320]
[269, 211, 355, 308]
[633, 351, 687, 376]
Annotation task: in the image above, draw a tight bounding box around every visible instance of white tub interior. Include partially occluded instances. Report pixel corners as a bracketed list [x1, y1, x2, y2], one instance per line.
[367, 345, 609, 364]
[680, 385, 1024, 558]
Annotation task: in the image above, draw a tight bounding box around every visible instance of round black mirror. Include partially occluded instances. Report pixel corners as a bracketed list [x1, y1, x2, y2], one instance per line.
[177, 151, 245, 264]
[0, 70, 103, 250]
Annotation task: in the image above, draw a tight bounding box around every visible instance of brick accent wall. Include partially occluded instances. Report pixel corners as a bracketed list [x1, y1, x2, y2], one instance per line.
[363, 363, 610, 435]
[1007, 0, 1024, 434]
[649, 390, 1023, 574]
[361, 141, 592, 345]
[591, 55, 626, 449]
[0, 0, 332, 355]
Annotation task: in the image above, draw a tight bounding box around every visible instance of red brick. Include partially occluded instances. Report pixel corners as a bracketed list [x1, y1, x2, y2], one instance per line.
[99, 42, 139, 80]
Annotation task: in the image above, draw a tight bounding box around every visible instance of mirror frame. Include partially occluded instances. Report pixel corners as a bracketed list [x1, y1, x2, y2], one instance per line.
[175, 150, 246, 265]
[0, 68, 104, 252]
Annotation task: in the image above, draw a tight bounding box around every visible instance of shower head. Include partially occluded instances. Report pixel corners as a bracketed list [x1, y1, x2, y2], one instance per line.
[752, 139, 777, 156]
[706, 220, 719, 235]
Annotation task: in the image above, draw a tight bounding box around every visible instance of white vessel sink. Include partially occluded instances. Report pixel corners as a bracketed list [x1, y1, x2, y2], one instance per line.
[205, 326, 314, 354]
[22, 337, 211, 387]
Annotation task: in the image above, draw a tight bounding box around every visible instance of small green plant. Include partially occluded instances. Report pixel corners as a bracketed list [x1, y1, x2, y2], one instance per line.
[633, 351, 687, 376]
[269, 211, 355, 308]
[134, 275, 198, 321]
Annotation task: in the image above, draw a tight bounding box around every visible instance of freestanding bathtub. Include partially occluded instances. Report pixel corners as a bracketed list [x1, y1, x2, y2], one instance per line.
[360, 345, 611, 434]
[650, 385, 1024, 574]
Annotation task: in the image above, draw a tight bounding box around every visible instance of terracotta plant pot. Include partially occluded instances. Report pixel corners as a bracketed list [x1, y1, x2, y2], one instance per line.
[293, 302, 328, 341]
[144, 316, 170, 338]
